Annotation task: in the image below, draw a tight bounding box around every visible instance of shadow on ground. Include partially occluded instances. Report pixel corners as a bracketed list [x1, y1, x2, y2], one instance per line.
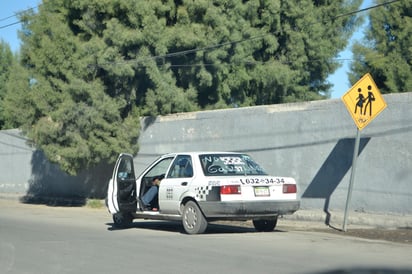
[106, 220, 288, 235]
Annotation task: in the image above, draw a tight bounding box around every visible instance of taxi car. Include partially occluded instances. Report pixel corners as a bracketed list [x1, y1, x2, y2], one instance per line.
[106, 152, 300, 234]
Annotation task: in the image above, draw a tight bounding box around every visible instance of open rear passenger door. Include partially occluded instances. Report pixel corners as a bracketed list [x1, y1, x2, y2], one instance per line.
[107, 153, 137, 214]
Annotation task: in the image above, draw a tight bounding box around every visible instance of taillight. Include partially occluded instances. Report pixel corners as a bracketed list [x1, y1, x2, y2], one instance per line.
[220, 185, 241, 195]
[283, 184, 297, 194]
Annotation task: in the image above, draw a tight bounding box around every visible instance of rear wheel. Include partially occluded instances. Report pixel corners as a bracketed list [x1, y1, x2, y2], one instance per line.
[112, 212, 133, 228]
[253, 218, 278, 232]
[182, 201, 208, 234]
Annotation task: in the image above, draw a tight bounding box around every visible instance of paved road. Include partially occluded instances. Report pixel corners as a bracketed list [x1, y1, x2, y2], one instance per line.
[1, 199, 412, 274]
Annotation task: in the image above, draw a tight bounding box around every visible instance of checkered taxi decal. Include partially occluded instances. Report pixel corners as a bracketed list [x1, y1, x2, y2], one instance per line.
[195, 186, 220, 201]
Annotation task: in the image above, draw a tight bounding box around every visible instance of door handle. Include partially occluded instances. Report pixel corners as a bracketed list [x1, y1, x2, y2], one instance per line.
[181, 182, 188, 186]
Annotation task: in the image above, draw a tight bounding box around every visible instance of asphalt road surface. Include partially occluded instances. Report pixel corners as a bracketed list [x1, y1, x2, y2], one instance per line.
[1, 199, 411, 274]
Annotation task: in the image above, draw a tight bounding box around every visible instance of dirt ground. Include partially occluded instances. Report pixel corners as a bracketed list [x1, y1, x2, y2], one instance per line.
[286, 224, 412, 245]
[216, 218, 412, 245]
[279, 210, 412, 245]
[210, 217, 412, 244]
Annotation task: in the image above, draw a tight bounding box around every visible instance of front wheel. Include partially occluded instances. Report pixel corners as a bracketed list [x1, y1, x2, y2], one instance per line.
[253, 218, 278, 232]
[112, 212, 133, 228]
[182, 201, 208, 234]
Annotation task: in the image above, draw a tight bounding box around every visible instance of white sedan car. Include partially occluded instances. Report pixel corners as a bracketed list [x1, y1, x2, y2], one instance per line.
[107, 152, 300, 234]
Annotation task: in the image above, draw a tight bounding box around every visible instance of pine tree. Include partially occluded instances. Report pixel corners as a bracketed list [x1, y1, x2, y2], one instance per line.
[2, 0, 362, 174]
[4, 3, 140, 175]
[350, 0, 412, 93]
[0, 40, 15, 128]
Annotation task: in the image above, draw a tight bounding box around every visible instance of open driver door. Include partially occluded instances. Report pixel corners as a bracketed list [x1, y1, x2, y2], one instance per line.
[107, 153, 137, 214]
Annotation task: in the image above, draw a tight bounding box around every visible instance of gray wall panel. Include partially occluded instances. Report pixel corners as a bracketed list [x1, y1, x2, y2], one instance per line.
[1, 93, 411, 215]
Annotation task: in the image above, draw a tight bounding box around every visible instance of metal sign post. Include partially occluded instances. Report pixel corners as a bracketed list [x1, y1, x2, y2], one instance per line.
[342, 128, 360, 232]
[341, 73, 387, 232]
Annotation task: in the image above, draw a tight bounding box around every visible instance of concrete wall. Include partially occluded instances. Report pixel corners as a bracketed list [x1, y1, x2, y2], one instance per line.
[0, 93, 411, 214]
[0, 129, 112, 203]
[136, 93, 412, 215]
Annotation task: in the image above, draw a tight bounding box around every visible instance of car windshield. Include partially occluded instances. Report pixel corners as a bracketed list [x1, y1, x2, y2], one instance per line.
[199, 153, 267, 176]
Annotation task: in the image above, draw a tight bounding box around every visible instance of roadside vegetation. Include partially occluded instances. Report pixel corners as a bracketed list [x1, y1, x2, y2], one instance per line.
[86, 199, 104, 209]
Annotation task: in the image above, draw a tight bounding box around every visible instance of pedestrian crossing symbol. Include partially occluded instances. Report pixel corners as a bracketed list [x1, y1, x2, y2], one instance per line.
[341, 73, 387, 130]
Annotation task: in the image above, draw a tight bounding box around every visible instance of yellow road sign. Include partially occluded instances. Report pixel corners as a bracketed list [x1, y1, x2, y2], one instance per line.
[341, 73, 387, 130]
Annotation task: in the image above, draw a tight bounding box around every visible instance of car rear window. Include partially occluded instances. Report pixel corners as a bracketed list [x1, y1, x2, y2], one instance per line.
[199, 154, 267, 176]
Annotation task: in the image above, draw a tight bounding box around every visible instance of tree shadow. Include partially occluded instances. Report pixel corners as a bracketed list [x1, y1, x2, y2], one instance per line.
[21, 149, 113, 206]
[106, 220, 286, 234]
[141, 116, 157, 131]
[302, 137, 371, 228]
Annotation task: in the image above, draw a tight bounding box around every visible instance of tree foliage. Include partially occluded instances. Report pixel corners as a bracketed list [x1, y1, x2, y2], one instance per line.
[350, 0, 412, 93]
[2, 0, 362, 174]
[0, 40, 15, 128]
[3, 3, 140, 175]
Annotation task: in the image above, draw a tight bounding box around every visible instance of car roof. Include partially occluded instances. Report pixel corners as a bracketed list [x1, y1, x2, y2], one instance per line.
[161, 151, 243, 157]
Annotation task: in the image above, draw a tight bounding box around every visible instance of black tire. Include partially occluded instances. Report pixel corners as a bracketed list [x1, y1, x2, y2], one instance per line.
[112, 212, 133, 228]
[182, 201, 208, 234]
[253, 218, 278, 232]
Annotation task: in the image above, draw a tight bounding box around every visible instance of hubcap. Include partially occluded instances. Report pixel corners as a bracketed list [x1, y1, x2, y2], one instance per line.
[185, 206, 197, 229]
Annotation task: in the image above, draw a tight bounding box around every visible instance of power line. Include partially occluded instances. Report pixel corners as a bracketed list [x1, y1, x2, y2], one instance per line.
[0, 6, 38, 29]
[0, 21, 21, 30]
[0, 0, 400, 31]
[0, 7, 37, 22]
[334, 0, 401, 19]
[0, 0, 402, 67]
[0, 14, 19, 23]
[94, 0, 402, 68]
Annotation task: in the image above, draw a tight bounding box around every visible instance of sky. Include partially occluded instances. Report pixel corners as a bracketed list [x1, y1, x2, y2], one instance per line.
[0, 0, 372, 99]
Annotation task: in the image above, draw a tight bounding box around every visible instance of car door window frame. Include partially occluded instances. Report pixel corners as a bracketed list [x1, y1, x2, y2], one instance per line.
[140, 157, 174, 196]
[167, 155, 193, 178]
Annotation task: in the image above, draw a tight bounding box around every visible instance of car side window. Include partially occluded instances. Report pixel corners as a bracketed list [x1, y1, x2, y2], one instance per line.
[117, 158, 134, 180]
[167, 155, 193, 178]
[143, 157, 174, 180]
